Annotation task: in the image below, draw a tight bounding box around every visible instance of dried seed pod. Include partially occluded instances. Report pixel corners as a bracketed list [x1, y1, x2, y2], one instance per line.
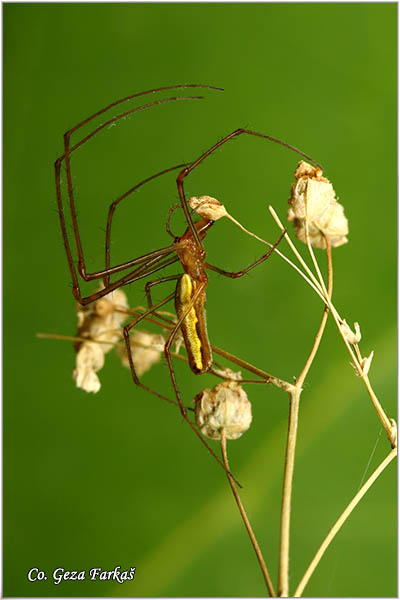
[360, 351, 374, 375]
[194, 381, 252, 440]
[75, 287, 129, 352]
[73, 342, 105, 393]
[288, 161, 349, 249]
[189, 195, 228, 221]
[74, 287, 129, 393]
[340, 319, 361, 344]
[119, 330, 165, 376]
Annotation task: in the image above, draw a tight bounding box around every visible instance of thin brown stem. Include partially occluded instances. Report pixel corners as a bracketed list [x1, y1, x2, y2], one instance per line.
[296, 235, 333, 388]
[122, 307, 295, 390]
[220, 430, 276, 597]
[269, 209, 395, 447]
[212, 346, 294, 392]
[278, 235, 333, 597]
[36, 332, 117, 346]
[277, 388, 300, 597]
[38, 322, 293, 391]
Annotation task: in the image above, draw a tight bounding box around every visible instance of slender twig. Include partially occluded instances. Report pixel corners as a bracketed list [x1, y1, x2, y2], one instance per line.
[38, 310, 295, 391]
[268, 206, 325, 301]
[220, 430, 276, 597]
[212, 345, 294, 392]
[277, 387, 300, 597]
[125, 308, 295, 390]
[37, 331, 189, 363]
[294, 447, 397, 597]
[296, 235, 333, 388]
[37, 332, 118, 346]
[278, 234, 333, 597]
[268, 208, 395, 447]
[224, 213, 323, 299]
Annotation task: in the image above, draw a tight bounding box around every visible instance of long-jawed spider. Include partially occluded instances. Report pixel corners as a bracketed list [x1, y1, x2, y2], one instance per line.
[55, 85, 320, 479]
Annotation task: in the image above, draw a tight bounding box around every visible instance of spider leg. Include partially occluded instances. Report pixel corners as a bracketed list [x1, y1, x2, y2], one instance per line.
[123, 292, 179, 407]
[124, 279, 200, 414]
[145, 275, 181, 309]
[62, 97, 204, 280]
[57, 85, 222, 295]
[205, 230, 286, 278]
[58, 212, 179, 306]
[104, 165, 190, 286]
[163, 282, 241, 486]
[56, 155, 188, 304]
[64, 84, 223, 143]
[81, 254, 181, 306]
[176, 128, 322, 248]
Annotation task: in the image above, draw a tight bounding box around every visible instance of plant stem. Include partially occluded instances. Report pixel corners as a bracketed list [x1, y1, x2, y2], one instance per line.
[277, 387, 300, 597]
[36, 332, 117, 346]
[212, 345, 294, 392]
[269, 209, 395, 447]
[296, 236, 333, 388]
[294, 447, 397, 597]
[268, 206, 325, 301]
[278, 236, 333, 597]
[220, 430, 276, 597]
[225, 212, 323, 298]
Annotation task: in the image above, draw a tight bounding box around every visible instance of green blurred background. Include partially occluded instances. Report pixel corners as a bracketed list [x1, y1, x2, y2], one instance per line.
[4, 3, 396, 597]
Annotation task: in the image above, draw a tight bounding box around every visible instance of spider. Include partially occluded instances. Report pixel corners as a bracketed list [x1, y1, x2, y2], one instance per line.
[55, 85, 321, 477]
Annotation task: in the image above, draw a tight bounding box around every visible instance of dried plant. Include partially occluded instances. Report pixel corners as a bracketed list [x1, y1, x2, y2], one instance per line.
[41, 159, 396, 597]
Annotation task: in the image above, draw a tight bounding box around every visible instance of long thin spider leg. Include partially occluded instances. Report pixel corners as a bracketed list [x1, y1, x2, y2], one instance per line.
[58, 227, 178, 306]
[122, 291, 198, 413]
[104, 164, 191, 286]
[55, 156, 81, 298]
[59, 88, 220, 286]
[205, 230, 286, 279]
[144, 274, 182, 326]
[163, 283, 241, 485]
[123, 292, 179, 407]
[55, 159, 185, 300]
[61, 96, 204, 279]
[83, 245, 176, 282]
[58, 86, 222, 295]
[74, 253, 180, 306]
[121, 255, 181, 289]
[145, 275, 181, 308]
[65, 84, 223, 141]
[56, 156, 179, 304]
[176, 128, 322, 248]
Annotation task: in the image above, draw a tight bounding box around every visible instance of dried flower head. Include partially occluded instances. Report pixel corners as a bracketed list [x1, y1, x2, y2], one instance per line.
[73, 342, 105, 393]
[360, 351, 374, 376]
[351, 350, 374, 377]
[340, 320, 361, 345]
[288, 161, 349, 249]
[194, 381, 252, 440]
[73, 287, 129, 393]
[189, 196, 228, 221]
[118, 330, 165, 376]
[75, 287, 129, 346]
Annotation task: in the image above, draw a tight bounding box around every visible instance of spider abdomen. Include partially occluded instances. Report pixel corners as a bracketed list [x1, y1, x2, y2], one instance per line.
[175, 273, 212, 374]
